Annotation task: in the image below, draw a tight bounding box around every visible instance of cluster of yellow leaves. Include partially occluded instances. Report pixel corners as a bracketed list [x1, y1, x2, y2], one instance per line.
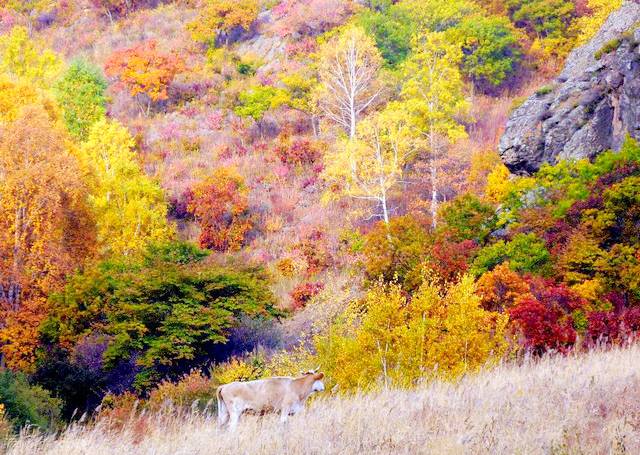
[484, 163, 512, 204]
[314, 275, 509, 392]
[80, 119, 172, 257]
[571, 0, 623, 47]
[188, 0, 259, 44]
[0, 26, 62, 88]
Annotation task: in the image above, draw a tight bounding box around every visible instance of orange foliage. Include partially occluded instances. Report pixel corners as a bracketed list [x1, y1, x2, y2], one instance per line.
[476, 262, 532, 312]
[187, 167, 253, 252]
[0, 105, 94, 370]
[104, 40, 184, 113]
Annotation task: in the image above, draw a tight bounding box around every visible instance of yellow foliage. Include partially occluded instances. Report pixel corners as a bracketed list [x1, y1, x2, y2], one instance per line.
[0, 76, 60, 124]
[212, 356, 264, 384]
[0, 26, 63, 87]
[484, 163, 512, 204]
[571, 0, 623, 47]
[571, 279, 604, 305]
[189, 0, 259, 44]
[314, 275, 509, 392]
[80, 119, 173, 257]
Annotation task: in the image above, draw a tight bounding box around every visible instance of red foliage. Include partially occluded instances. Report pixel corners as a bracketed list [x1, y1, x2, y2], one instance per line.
[187, 168, 253, 252]
[290, 281, 324, 310]
[587, 311, 620, 344]
[430, 238, 478, 283]
[509, 296, 577, 353]
[509, 280, 587, 353]
[621, 307, 640, 333]
[273, 137, 321, 168]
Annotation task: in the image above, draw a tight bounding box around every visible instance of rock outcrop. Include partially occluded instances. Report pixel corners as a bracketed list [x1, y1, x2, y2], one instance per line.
[499, 1, 640, 174]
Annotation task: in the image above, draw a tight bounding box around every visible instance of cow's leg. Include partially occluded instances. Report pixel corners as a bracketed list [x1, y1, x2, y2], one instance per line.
[228, 408, 241, 431]
[280, 406, 290, 423]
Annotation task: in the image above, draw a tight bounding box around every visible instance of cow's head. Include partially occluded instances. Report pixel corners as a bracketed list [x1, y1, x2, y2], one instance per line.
[301, 366, 325, 392]
[312, 372, 325, 392]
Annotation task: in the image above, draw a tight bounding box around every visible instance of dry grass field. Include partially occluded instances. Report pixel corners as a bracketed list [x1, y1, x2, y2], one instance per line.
[6, 344, 640, 455]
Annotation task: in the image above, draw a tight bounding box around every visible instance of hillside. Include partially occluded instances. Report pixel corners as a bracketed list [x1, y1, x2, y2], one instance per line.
[7, 344, 640, 454]
[2, 0, 640, 448]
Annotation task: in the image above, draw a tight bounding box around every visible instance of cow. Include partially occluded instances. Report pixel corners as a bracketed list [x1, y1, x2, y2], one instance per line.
[216, 367, 325, 429]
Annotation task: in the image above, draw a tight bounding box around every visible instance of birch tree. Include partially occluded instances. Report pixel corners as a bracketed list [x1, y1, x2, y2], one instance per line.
[322, 104, 416, 224]
[80, 119, 172, 257]
[317, 26, 383, 141]
[401, 31, 469, 229]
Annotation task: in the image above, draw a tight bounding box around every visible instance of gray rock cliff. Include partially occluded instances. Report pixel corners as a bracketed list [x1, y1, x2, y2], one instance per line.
[499, 1, 640, 174]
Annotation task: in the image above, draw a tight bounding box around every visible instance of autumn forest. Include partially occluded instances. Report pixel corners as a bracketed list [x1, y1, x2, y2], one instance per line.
[0, 0, 638, 450]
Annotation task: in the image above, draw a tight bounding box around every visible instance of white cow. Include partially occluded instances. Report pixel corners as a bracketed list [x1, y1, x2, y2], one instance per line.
[216, 367, 325, 429]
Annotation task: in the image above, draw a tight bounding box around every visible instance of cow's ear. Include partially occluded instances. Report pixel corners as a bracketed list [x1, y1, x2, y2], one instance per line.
[315, 372, 324, 380]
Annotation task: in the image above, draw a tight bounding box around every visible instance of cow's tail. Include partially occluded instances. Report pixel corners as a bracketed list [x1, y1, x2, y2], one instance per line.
[216, 386, 229, 427]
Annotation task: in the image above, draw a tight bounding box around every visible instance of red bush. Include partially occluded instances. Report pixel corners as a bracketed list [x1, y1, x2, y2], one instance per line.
[290, 282, 324, 310]
[430, 238, 478, 283]
[509, 296, 577, 354]
[587, 311, 620, 345]
[274, 137, 320, 168]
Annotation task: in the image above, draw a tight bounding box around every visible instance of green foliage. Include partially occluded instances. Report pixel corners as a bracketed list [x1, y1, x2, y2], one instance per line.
[471, 233, 551, 276]
[452, 15, 521, 87]
[45, 242, 281, 391]
[234, 85, 289, 121]
[499, 138, 640, 221]
[144, 241, 210, 266]
[439, 194, 497, 243]
[506, 0, 575, 39]
[0, 370, 61, 432]
[54, 59, 107, 140]
[358, 6, 417, 67]
[535, 85, 554, 96]
[359, 0, 521, 87]
[594, 39, 622, 60]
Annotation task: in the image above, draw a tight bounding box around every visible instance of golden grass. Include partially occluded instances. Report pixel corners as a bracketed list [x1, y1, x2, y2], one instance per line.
[7, 344, 640, 454]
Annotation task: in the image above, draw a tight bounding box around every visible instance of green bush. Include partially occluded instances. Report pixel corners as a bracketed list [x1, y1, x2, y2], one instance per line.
[0, 370, 61, 432]
[594, 38, 621, 60]
[43, 242, 282, 392]
[471, 233, 551, 276]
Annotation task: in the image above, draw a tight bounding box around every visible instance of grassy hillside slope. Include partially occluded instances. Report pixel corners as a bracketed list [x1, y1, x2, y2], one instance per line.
[8, 344, 640, 454]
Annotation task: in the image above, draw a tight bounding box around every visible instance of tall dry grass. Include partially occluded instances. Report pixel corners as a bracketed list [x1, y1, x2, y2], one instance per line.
[7, 344, 640, 454]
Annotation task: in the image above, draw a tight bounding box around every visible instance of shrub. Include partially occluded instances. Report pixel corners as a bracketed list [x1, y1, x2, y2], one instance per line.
[147, 370, 217, 411]
[290, 282, 324, 310]
[362, 216, 431, 291]
[188, 0, 259, 46]
[439, 194, 497, 243]
[471, 233, 551, 276]
[535, 85, 554, 96]
[476, 263, 532, 312]
[315, 275, 509, 391]
[594, 38, 621, 60]
[43, 242, 280, 392]
[273, 137, 321, 168]
[0, 370, 61, 432]
[509, 281, 587, 353]
[187, 168, 254, 252]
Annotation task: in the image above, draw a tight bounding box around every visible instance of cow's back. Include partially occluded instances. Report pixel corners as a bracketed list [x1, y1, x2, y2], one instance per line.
[221, 377, 294, 412]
